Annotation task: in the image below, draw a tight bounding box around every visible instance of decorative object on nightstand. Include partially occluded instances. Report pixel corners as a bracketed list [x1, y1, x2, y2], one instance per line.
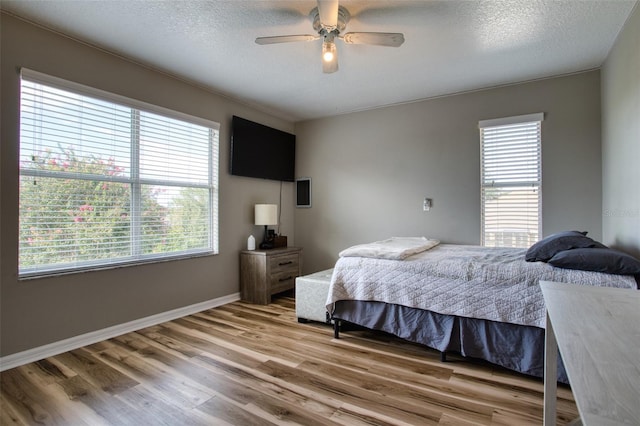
[240, 246, 302, 304]
[254, 204, 278, 249]
[273, 235, 287, 248]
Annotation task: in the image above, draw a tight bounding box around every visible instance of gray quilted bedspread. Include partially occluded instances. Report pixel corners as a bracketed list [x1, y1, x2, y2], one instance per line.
[326, 244, 637, 328]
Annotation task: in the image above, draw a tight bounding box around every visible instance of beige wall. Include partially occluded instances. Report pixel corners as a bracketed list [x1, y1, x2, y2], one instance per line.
[0, 14, 296, 356]
[602, 4, 640, 258]
[3, 5, 637, 359]
[295, 71, 603, 274]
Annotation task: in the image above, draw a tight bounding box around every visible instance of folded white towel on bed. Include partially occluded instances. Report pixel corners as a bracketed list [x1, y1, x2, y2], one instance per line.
[339, 237, 440, 260]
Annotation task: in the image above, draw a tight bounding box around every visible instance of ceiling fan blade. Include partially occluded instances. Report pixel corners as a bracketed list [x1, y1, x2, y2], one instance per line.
[317, 0, 339, 29]
[341, 32, 405, 47]
[255, 35, 319, 45]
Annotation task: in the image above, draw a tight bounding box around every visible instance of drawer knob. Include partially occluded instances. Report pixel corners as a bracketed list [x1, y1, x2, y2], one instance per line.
[279, 276, 293, 282]
[278, 261, 293, 266]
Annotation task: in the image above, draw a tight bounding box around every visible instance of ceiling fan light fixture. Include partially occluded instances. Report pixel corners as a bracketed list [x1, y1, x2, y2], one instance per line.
[257, 1, 403, 73]
[321, 34, 339, 73]
[322, 40, 336, 62]
[322, 32, 337, 63]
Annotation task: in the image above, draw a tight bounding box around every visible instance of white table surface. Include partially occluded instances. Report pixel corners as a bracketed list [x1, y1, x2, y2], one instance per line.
[540, 280, 640, 426]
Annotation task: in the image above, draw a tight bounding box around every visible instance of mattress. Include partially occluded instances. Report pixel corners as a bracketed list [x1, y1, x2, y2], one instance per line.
[327, 244, 637, 329]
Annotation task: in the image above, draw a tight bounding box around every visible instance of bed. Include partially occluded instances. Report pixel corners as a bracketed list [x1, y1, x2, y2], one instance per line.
[326, 237, 639, 382]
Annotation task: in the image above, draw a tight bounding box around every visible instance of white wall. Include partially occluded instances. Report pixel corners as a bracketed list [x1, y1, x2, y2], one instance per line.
[0, 14, 295, 357]
[295, 72, 603, 274]
[602, 4, 640, 258]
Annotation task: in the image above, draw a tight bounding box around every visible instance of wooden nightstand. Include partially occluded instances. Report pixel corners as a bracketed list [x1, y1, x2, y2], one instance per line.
[240, 247, 302, 304]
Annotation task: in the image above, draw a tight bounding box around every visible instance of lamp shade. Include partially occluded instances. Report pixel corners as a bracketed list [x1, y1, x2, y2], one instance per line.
[255, 204, 278, 226]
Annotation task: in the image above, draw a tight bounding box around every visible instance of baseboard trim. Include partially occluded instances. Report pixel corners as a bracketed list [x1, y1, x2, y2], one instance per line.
[0, 292, 240, 372]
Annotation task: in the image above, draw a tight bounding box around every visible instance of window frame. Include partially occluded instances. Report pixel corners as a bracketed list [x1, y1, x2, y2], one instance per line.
[479, 113, 543, 248]
[18, 68, 220, 278]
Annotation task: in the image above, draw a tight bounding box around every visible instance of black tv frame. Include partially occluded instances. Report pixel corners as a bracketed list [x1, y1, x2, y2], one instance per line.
[230, 116, 295, 182]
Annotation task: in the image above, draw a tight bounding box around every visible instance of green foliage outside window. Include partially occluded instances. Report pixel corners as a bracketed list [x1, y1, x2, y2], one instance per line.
[19, 148, 209, 270]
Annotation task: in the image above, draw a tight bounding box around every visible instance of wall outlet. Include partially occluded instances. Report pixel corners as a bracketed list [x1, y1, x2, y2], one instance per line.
[423, 198, 432, 211]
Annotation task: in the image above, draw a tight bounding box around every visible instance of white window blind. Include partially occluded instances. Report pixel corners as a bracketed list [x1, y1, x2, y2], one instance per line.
[479, 113, 543, 248]
[19, 69, 219, 277]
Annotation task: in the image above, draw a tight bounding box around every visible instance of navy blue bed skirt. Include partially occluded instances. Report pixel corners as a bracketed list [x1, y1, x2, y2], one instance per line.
[332, 300, 568, 383]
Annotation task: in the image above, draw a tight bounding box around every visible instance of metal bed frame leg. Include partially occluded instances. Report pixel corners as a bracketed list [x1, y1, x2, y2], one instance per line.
[440, 351, 447, 362]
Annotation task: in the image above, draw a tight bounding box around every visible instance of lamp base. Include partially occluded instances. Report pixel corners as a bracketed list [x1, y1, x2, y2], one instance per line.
[259, 225, 273, 249]
[259, 241, 274, 250]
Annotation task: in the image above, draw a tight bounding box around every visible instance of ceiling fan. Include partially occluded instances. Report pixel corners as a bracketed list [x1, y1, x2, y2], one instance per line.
[255, 0, 405, 73]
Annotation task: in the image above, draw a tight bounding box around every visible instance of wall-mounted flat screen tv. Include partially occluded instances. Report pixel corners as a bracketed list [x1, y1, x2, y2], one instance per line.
[230, 116, 296, 182]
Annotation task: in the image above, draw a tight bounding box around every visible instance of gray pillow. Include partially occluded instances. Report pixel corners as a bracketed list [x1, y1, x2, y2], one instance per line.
[525, 231, 606, 262]
[548, 248, 640, 275]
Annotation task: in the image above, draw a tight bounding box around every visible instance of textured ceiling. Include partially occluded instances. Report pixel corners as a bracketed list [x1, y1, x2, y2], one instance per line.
[1, 0, 637, 122]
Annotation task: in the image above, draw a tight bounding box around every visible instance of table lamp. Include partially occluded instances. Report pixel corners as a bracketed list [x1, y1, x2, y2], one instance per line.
[255, 204, 278, 249]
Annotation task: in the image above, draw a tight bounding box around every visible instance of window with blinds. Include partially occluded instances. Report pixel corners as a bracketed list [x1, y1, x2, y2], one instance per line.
[19, 69, 219, 277]
[479, 113, 543, 248]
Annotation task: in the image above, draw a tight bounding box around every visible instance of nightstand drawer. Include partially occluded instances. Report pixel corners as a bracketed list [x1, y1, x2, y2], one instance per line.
[269, 253, 300, 272]
[270, 269, 297, 294]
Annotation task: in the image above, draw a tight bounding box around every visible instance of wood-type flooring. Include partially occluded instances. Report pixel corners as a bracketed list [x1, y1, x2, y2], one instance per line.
[0, 293, 578, 425]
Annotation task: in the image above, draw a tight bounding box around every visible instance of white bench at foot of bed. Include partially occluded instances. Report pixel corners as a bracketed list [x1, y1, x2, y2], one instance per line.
[295, 269, 333, 324]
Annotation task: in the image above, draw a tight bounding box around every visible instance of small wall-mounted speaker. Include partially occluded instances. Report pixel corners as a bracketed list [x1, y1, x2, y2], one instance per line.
[296, 178, 311, 208]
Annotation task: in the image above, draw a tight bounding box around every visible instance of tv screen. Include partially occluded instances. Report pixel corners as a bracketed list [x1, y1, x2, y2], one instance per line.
[230, 116, 296, 182]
